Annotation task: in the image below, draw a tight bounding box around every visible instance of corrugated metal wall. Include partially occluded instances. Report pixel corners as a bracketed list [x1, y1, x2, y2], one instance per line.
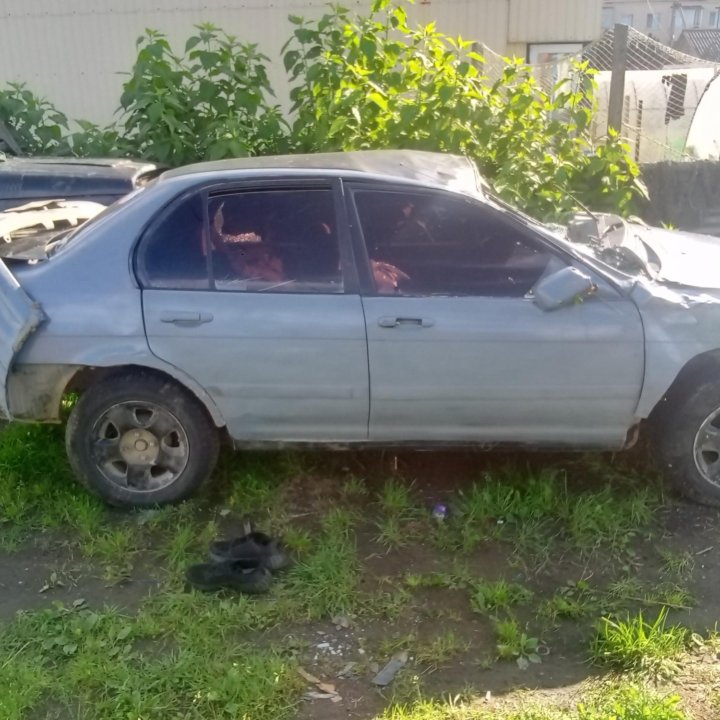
[0, 0, 600, 125]
[509, 0, 601, 43]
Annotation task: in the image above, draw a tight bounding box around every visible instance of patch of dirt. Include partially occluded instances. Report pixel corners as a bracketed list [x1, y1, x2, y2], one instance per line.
[3, 450, 720, 719]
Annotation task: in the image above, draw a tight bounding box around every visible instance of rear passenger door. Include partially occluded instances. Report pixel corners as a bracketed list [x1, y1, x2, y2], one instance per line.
[138, 180, 370, 442]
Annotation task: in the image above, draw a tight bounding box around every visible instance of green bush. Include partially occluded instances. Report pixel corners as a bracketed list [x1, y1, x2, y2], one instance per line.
[0, 2, 645, 222]
[0, 82, 68, 155]
[283, 0, 645, 221]
[116, 24, 289, 165]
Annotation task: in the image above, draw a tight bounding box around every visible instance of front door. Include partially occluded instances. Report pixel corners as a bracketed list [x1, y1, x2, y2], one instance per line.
[349, 185, 645, 448]
[138, 182, 369, 441]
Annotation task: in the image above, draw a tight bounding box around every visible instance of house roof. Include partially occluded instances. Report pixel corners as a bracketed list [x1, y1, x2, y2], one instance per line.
[676, 29, 720, 63]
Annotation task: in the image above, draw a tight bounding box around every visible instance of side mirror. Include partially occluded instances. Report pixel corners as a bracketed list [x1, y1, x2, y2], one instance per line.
[533, 266, 595, 312]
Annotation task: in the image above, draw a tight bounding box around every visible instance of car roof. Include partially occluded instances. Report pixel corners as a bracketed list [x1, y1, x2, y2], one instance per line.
[160, 150, 488, 197]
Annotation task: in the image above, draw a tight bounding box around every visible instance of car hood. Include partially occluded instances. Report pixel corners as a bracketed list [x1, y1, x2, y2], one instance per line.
[0, 199, 106, 260]
[0, 156, 162, 208]
[567, 213, 720, 290]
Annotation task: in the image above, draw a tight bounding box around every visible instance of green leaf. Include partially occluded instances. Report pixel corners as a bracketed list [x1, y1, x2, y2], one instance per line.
[368, 92, 388, 111]
[283, 50, 300, 72]
[185, 36, 201, 53]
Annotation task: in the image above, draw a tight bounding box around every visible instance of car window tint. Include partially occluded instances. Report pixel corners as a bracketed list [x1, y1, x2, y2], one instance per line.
[353, 189, 558, 297]
[137, 194, 209, 290]
[208, 188, 342, 294]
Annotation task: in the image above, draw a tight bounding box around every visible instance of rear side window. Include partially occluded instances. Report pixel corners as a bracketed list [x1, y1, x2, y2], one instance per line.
[207, 188, 343, 294]
[352, 189, 558, 297]
[136, 194, 209, 290]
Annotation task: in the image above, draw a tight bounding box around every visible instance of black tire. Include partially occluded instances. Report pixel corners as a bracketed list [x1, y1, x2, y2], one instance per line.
[66, 371, 219, 508]
[654, 376, 720, 506]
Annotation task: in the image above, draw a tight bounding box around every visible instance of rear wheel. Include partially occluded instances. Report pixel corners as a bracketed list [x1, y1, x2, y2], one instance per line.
[66, 372, 219, 507]
[654, 377, 720, 506]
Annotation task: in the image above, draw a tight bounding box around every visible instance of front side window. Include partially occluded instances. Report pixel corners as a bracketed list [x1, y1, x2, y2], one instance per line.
[352, 189, 559, 298]
[208, 188, 343, 293]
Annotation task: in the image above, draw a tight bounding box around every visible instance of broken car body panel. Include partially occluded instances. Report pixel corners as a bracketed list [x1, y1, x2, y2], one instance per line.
[0, 260, 44, 418]
[0, 156, 162, 212]
[0, 151, 719, 451]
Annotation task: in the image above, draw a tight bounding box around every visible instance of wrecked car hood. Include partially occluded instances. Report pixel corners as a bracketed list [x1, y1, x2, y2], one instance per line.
[0, 156, 162, 212]
[0, 199, 105, 260]
[567, 213, 720, 290]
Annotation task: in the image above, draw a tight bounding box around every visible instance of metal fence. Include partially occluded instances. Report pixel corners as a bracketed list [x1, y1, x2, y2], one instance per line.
[480, 26, 720, 163]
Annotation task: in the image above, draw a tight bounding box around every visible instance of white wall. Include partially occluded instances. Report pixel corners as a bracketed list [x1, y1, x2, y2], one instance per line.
[0, 0, 601, 125]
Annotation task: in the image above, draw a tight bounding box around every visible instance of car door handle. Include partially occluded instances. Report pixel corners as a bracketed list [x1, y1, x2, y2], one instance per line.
[378, 316, 434, 328]
[159, 311, 214, 326]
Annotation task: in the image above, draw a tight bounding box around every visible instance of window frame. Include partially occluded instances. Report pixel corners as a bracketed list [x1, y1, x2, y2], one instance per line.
[646, 12, 661, 29]
[344, 180, 572, 299]
[134, 176, 360, 295]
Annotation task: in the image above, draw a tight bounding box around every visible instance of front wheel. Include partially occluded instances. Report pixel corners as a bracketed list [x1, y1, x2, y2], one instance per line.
[654, 377, 720, 506]
[66, 372, 219, 507]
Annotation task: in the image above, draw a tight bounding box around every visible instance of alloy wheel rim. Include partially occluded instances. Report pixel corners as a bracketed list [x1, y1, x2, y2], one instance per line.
[90, 401, 189, 492]
[693, 406, 720, 488]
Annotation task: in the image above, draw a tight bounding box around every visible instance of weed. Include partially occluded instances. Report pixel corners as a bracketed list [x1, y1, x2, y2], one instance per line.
[470, 580, 533, 615]
[281, 526, 312, 555]
[494, 618, 544, 669]
[362, 586, 412, 620]
[578, 682, 687, 720]
[590, 609, 689, 679]
[376, 515, 409, 550]
[282, 508, 359, 619]
[447, 465, 655, 559]
[341, 475, 368, 499]
[538, 579, 600, 623]
[378, 479, 419, 517]
[0, 424, 104, 540]
[659, 549, 695, 578]
[414, 632, 470, 670]
[216, 450, 287, 515]
[608, 577, 694, 611]
[566, 487, 653, 552]
[404, 571, 469, 591]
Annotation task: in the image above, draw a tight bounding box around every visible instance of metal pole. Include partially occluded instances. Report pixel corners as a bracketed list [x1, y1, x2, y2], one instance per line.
[607, 23, 629, 135]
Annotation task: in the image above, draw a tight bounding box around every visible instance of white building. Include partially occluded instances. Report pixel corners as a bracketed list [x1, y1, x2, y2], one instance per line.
[602, 1, 720, 45]
[0, 0, 602, 124]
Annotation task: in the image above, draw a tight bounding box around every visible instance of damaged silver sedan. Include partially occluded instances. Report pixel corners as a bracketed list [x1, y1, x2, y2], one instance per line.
[2, 150, 720, 508]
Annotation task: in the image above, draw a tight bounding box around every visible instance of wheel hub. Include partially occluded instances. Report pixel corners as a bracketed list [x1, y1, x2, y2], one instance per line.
[119, 429, 160, 465]
[693, 407, 720, 487]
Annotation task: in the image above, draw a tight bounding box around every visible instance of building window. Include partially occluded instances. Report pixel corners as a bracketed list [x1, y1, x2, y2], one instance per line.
[646, 12, 661, 29]
[602, 7, 614, 28]
[711, 10, 719, 28]
[690, 6, 703, 26]
[620, 13, 634, 26]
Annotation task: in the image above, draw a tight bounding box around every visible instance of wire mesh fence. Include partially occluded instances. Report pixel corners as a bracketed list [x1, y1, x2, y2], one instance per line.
[477, 26, 720, 163]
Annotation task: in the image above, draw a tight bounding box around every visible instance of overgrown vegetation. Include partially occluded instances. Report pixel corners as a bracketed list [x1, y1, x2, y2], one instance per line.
[0, 424, 717, 718]
[0, 0, 645, 222]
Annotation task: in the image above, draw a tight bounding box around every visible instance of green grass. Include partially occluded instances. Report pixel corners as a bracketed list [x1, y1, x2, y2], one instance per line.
[0, 424, 105, 546]
[590, 609, 689, 679]
[0, 601, 303, 720]
[578, 683, 687, 720]
[414, 631, 470, 670]
[375, 683, 688, 720]
[282, 507, 360, 619]
[470, 580, 533, 615]
[446, 466, 656, 558]
[375, 478, 422, 549]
